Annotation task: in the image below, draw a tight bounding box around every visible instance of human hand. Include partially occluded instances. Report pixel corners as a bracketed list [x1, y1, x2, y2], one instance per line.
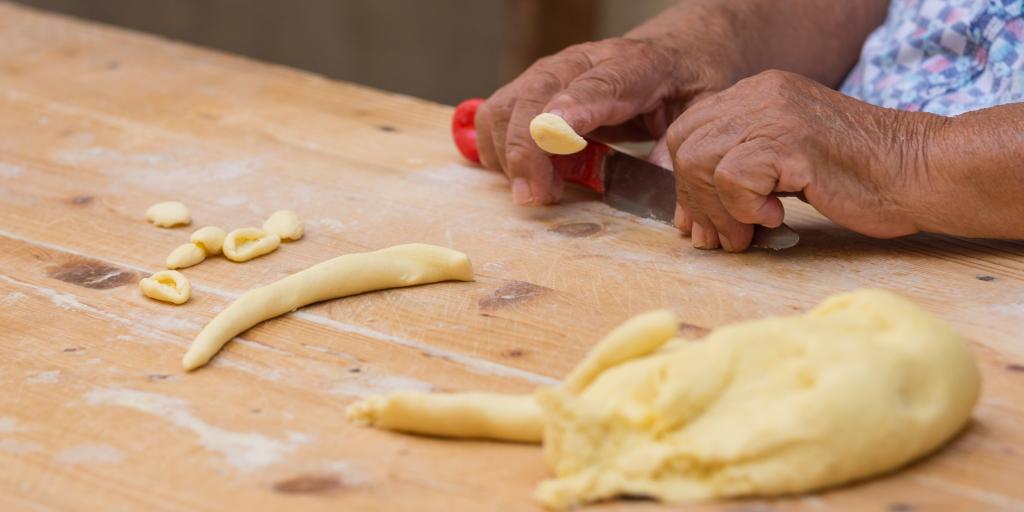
[666, 70, 948, 251]
[476, 34, 737, 206]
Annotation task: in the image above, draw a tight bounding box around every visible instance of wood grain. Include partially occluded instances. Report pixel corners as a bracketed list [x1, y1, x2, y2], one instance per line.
[1, 3, 1022, 511]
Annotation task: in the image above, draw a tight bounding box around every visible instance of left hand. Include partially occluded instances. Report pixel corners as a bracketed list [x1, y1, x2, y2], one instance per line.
[665, 70, 948, 252]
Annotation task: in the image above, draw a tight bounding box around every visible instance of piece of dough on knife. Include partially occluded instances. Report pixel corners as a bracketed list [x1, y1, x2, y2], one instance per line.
[530, 113, 587, 155]
[182, 243, 474, 370]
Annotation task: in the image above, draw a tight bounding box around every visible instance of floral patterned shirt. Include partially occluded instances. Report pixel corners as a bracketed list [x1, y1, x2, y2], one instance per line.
[841, 0, 1024, 116]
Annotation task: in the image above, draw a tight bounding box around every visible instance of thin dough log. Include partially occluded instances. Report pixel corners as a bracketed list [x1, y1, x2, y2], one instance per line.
[182, 243, 474, 370]
[562, 310, 678, 393]
[346, 392, 542, 443]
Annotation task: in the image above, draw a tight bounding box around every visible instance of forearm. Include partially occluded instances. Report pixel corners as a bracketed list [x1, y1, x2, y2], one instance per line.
[917, 105, 1024, 239]
[626, 0, 889, 87]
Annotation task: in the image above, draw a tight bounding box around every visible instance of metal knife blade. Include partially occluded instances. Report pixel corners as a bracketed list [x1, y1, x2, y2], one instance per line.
[600, 150, 800, 251]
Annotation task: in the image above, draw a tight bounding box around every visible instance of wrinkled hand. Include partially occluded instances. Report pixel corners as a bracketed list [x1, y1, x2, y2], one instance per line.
[667, 70, 947, 251]
[476, 36, 735, 205]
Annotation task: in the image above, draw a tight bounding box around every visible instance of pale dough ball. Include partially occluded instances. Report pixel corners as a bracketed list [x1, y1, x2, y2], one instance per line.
[166, 243, 206, 270]
[145, 201, 191, 228]
[529, 113, 587, 155]
[190, 226, 227, 255]
[222, 227, 280, 262]
[262, 210, 304, 241]
[139, 270, 191, 305]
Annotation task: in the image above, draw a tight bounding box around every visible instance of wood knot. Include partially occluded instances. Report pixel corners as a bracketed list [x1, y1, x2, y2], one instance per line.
[48, 258, 136, 289]
[70, 195, 94, 205]
[550, 222, 602, 238]
[273, 473, 343, 494]
[479, 280, 548, 310]
[501, 348, 527, 358]
[888, 503, 915, 512]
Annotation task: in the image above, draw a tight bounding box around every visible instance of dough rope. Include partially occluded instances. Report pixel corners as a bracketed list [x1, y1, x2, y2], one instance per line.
[347, 290, 980, 509]
[182, 243, 474, 370]
[347, 392, 542, 443]
[561, 309, 677, 393]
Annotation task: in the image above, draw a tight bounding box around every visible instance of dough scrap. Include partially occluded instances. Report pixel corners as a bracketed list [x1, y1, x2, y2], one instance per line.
[139, 270, 191, 304]
[145, 201, 191, 228]
[529, 113, 587, 155]
[347, 392, 542, 443]
[190, 226, 227, 255]
[222, 227, 280, 262]
[262, 210, 304, 241]
[182, 243, 474, 370]
[348, 290, 980, 509]
[166, 243, 206, 270]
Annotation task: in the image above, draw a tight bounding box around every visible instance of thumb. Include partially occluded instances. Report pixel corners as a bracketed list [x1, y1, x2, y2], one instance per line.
[544, 64, 664, 136]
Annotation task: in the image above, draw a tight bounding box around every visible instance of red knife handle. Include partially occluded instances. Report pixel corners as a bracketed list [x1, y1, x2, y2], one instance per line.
[452, 98, 607, 193]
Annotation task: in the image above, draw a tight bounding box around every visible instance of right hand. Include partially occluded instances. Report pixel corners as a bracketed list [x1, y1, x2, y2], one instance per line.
[474, 36, 736, 206]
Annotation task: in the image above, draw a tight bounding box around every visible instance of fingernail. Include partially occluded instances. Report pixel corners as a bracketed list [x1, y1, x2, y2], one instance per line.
[673, 204, 685, 229]
[691, 223, 708, 249]
[512, 178, 533, 205]
[720, 234, 735, 252]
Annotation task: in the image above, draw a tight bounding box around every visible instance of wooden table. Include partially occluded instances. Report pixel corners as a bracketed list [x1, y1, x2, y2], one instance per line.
[1, 4, 1022, 511]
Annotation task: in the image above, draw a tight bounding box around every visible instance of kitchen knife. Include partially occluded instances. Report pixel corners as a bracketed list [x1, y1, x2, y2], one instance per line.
[451, 99, 799, 250]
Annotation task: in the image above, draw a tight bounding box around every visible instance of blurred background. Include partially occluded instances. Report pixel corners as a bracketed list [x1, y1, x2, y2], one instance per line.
[13, 0, 675, 105]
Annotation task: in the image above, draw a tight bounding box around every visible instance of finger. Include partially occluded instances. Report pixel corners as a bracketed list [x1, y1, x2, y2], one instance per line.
[664, 93, 729, 156]
[647, 136, 672, 169]
[713, 139, 787, 228]
[673, 132, 753, 252]
[506, 97, 557, 205]
[672, 141, 720, 248]
[544, 61, 666, 136]
[648, 137, 695, 234]
[489, 97, 514, 175]
[588, 102, 686, 142]
[674, 203, 693, 235]
[474, 100, 502, 173]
